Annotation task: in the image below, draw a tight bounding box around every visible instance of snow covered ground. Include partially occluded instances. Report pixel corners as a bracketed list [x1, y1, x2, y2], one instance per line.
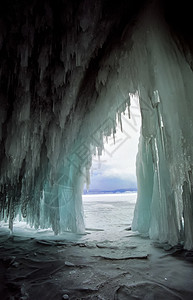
[83, 193, 136, 241]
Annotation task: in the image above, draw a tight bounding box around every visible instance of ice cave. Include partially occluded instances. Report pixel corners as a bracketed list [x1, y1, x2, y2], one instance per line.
[1, 0, 193, 298]
[1, 0, 193, 248]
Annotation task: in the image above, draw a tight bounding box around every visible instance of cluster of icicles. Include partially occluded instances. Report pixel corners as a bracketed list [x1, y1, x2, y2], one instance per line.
[0, 0, 193, 249]
[0, 0, 132, 235]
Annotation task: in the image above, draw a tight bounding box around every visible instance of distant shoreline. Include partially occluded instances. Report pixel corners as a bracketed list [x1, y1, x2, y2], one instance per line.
[83, 188, 137, 195]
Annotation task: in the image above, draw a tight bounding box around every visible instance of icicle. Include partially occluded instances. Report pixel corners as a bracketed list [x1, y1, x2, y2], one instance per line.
[118, 112, 123, 132]
[113, 126, 116, 144]
[157, 108, 165, 155]
[152, 90, 160, 108]
[85, 167, 90, 192]
[128, 105, 131, 119]
[20, 45, 29, 68]
[151, 91, 165, 155]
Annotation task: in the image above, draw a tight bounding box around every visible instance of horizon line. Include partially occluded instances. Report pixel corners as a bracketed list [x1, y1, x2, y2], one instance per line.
[83, 188, 137, 195]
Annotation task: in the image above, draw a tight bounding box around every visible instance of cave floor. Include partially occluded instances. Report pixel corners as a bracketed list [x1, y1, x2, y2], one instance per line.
[0, 226, 193, 300]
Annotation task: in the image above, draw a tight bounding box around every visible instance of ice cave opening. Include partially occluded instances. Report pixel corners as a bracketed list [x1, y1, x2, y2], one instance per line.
[82, 93, 141, 234]
[0, 0, 193, 251]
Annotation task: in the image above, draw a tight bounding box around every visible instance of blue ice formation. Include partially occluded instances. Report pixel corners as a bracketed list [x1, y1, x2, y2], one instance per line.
[0, 0, 193, 249]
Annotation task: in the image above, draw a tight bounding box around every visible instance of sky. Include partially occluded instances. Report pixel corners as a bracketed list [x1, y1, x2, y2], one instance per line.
[86, 93, 141, 192]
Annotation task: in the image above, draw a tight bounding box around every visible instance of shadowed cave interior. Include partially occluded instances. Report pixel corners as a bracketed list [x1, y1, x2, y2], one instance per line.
[0, 0, 193, 299]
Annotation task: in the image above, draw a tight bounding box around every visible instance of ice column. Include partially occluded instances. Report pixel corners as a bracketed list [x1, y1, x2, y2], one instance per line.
[131, 4, 193, 249]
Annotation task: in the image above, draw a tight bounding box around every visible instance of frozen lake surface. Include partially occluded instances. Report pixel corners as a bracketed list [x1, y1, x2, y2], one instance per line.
[83, 192, 137, 242]
[83, 192, 136, 230]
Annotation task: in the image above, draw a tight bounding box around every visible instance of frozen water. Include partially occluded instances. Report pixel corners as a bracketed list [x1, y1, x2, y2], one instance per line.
[83, 193, 136, 239]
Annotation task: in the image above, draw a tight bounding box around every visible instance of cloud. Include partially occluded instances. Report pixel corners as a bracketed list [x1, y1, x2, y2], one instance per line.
[88, 174, 137, 191]
[88, 98, 141, 191]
